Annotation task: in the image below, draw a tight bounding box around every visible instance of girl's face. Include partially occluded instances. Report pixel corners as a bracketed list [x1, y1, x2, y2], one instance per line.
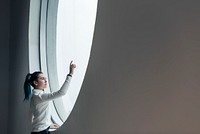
[34, 73, 47, 89]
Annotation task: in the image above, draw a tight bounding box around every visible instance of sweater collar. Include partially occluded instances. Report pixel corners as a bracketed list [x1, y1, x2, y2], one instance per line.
[32, 89, 44, 95]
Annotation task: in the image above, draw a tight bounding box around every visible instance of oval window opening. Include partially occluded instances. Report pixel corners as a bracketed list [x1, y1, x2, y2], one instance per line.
[53, 0, 98, 125]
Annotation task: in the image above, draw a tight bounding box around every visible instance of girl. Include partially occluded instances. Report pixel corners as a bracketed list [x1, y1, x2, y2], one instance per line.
[24, 61, 76, 134]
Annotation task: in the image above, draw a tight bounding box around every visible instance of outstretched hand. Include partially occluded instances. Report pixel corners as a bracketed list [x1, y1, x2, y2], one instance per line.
[69, 61, 76, 75]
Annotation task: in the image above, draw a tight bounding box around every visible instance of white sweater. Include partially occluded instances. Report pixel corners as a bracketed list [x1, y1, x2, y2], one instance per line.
[30, 75, 72, 132]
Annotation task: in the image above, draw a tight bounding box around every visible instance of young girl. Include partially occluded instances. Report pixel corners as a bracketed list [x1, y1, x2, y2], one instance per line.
[24, 61, 76, 134]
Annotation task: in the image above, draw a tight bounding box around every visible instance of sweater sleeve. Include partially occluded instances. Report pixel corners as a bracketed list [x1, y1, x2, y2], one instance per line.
[39, 75, 72, 101]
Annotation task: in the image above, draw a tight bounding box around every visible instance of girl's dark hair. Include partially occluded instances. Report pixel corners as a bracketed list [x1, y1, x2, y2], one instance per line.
[23, 71, 43, 101]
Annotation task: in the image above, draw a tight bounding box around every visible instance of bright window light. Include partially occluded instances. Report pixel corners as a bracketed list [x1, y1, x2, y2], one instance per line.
[56, 0, 98, 121]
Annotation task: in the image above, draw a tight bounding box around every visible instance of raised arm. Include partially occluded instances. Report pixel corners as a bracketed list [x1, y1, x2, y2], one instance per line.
[40, 61, 76, 101]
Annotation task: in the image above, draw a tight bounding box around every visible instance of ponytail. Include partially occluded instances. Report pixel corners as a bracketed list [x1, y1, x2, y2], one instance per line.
[23, 71, 43, 101]
[23, 73, 32, 101]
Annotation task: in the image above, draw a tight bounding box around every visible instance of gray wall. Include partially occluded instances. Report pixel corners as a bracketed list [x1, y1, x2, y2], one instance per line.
[7, 0, 30, 134]
[59, 0, 200, 134]
[3, 0, 200, 134]
[0, 0, 10, 134]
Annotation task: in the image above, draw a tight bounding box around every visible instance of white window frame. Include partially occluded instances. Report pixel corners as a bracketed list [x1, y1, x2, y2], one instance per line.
[29, 0, 98, 128]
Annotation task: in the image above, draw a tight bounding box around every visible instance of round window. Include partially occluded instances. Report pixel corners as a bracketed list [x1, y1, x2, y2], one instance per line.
[43, 0, 98, 126]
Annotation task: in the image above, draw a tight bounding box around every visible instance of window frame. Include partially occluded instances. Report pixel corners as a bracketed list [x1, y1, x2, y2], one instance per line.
[40, 0, 67, 124]
[29, 0, 99, 128]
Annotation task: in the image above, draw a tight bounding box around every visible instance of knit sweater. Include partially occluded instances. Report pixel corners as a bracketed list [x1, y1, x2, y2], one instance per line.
[30, 75, 72, 132]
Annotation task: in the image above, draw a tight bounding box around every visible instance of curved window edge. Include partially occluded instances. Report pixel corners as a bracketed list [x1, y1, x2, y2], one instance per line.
[29, 0, 99, 130]
[28, 0, 64, 129]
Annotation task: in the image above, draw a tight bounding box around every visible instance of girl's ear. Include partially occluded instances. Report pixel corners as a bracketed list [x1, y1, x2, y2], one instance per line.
[33, 80, 38, 87]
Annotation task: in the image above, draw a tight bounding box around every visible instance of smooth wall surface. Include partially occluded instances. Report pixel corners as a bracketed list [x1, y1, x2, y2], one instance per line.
[57, 0, 200, 134]
[0, 0, 10, 134]
[8, 0, 30, 134]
